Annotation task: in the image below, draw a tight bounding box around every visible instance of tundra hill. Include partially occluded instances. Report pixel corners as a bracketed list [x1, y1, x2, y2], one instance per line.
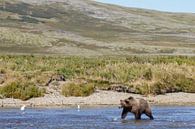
[0, 0, 195, 56]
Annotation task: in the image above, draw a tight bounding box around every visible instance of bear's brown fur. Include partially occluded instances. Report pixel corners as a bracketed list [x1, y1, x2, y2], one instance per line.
[120, 96, 154, 120]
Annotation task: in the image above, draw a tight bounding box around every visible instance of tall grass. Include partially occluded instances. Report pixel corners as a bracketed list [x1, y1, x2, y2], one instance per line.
[0, 55, 194, 98]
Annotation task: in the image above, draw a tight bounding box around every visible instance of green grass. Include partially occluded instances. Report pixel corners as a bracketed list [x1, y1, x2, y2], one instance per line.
[0, 55, 194, 99]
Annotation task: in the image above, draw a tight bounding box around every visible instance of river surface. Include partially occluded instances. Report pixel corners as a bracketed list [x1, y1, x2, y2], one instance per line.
[0, 106, 194, 129]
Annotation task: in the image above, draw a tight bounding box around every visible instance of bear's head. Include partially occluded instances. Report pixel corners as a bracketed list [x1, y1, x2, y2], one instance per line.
[120, 96, 134, 108]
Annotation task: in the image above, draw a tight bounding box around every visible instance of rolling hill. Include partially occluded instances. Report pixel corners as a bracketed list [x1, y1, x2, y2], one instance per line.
[0, 0, 195, 56]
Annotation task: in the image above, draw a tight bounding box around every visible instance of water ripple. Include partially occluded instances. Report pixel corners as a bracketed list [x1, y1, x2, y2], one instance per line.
[0, 106, 194, 129]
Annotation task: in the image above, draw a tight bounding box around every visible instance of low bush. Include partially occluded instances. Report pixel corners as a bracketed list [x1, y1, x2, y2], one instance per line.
[135, 73, 195, 95]
[62, 83, 95, 97]
[0, 81, 46, 100]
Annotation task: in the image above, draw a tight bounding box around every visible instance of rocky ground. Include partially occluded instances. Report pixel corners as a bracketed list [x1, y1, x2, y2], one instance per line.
[1, 90, 195, 108]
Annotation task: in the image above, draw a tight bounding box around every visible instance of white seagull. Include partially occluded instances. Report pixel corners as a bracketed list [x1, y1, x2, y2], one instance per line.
[20, 105, 26, 111]
[77, 104, 80, 111]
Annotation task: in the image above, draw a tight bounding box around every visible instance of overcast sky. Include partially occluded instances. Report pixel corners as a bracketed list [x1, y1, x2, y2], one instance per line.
[96, 0, 195, 13]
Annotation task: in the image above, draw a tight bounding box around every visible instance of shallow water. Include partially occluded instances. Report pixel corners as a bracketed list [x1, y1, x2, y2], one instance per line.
[0, 106, 195, 129]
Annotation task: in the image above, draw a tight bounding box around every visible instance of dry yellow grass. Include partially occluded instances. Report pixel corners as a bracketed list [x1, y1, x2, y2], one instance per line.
[0, 27, 55, 46]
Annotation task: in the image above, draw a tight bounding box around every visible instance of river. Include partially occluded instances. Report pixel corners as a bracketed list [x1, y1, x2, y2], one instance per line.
[0, 106, 194, 129]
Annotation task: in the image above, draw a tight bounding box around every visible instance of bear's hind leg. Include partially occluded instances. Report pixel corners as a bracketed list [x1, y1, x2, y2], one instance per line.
[134, 112, 141, 120]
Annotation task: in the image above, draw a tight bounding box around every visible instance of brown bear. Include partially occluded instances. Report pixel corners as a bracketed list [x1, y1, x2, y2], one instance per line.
[120, 96, 154, 120]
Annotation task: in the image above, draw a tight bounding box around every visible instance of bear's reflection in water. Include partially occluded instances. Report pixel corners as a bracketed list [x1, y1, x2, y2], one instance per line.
[121, 119, 153, 125]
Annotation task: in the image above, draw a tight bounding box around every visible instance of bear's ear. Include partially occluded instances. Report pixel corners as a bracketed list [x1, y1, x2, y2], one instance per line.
[128, 96, 134, 100]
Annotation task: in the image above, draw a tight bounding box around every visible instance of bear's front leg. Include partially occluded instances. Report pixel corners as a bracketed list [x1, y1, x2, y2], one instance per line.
[121, 108, 128, 119]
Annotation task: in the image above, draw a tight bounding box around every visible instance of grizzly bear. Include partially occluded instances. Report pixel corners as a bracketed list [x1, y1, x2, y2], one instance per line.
[120, 96, 154, 120]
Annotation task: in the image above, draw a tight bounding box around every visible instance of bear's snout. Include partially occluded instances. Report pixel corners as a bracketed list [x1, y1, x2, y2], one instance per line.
[120, 100, 124, 104]
[120, 100, 126, 107]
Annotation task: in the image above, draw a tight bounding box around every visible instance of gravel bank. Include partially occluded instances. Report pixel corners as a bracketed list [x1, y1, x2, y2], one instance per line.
[0, 90, 195, 108]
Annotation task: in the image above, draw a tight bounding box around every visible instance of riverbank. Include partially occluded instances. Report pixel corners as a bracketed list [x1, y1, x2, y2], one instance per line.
[0, 55, 195, 101]
[0, 90, 195, 108]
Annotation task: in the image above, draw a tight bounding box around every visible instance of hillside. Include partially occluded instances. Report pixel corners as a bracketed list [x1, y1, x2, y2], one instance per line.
[0, 0, 195, 56]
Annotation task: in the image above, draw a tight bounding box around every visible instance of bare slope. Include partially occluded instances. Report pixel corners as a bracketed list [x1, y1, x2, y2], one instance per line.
[0, 0, 195, 55]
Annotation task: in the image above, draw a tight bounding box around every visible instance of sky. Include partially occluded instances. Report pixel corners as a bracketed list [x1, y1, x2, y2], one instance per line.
[96, 0, 195, 13]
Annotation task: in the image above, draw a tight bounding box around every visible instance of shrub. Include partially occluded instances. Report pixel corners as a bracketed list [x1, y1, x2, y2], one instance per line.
[136, 73, 195, 95]
[88, 80, 110, 90]
[0, 69, 6, 74]
[62, 83, 95, 97]
[137, 83, 153, 95]
[0, 81, 46, 100]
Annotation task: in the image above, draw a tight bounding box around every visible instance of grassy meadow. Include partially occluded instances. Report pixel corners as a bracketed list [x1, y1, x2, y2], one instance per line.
[0, 55, 194, 100]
